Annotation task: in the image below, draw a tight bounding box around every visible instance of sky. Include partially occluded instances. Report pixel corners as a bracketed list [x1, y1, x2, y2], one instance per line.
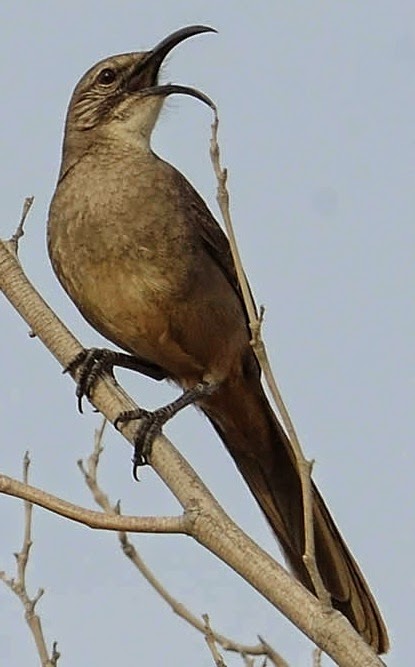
[1, 2, 414, 665]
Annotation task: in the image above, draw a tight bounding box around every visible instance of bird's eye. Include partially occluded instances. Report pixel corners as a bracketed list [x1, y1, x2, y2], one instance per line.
[97, 68, 117, 85]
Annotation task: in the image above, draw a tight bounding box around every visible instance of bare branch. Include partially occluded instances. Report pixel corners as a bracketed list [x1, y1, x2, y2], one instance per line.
[313, 647, 323, 667]
[202, 614, 227, 667]
[209, 115, 257, 325]
[0, 473, 188, 534]
[0, 453, 59, 666]
[258, 636, 291, 667]
[8, 196, 35, 255]
[209, 112, 330, 607]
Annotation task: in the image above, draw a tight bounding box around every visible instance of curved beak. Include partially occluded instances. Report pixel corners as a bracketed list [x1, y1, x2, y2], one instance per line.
[138, 83, 216, 111]
[146, 24, 216, 67]
[126, 24, 216, 106]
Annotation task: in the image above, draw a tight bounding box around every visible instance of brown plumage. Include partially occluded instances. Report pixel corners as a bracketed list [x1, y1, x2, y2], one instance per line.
[47, 26, 388, 653]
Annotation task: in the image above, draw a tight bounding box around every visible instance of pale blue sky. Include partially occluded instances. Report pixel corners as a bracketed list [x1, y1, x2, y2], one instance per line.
[1, 2, 413, 665]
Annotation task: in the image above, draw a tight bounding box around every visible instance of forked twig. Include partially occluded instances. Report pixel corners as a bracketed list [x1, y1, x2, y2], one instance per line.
[0, 453, 60, 666]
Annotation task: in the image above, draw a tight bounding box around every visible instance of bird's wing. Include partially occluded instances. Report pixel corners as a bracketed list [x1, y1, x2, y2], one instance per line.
[172, 166, 255, 326]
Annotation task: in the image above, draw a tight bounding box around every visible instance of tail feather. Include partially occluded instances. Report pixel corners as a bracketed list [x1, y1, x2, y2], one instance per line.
[201, 376, 389, 654]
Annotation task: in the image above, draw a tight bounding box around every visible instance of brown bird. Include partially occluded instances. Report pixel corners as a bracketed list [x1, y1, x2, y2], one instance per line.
[47, 25, 388, 653]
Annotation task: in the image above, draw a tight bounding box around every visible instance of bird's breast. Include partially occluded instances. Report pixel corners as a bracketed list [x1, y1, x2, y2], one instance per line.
[48, 169, 199, 365]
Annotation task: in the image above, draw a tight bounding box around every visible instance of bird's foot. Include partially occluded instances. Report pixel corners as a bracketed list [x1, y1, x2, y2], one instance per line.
[64, 348, 167, 413]
[114, 381, 218, 480]
[64, 348, 116, 413]
[115, 406, 168, 479]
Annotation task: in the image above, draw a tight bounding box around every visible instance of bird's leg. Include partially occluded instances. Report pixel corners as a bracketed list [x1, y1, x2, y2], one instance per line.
[64, 348, 167, 413]
[114, 381, 218, 480]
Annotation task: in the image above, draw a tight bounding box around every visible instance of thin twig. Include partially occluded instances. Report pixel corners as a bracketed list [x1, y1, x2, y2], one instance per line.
[313, 647, 323, 666]
[0, 472, 188, 534]
[209, 111, 330, 607]
[242, 657, 255, 667]
[0, 453, 60, 666]
[253, 340, 329, 605]
[209, 114, 257, 325]
[202, 614, 227, 667]
[258, 635, 291, 667]
[9, 196, 34, 255]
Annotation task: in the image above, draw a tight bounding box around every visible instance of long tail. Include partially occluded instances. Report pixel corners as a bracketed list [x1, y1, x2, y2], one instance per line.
[200, 374, 389, 654]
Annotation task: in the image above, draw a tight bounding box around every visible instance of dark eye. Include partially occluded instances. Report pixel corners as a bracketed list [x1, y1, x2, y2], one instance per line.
[97, 68, 117, 85]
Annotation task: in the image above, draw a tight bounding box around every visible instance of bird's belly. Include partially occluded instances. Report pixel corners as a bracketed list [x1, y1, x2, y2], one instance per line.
[50, 220, 249, 385]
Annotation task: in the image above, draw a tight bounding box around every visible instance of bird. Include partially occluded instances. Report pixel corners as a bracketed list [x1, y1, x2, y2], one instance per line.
[47, 25, 388, 653]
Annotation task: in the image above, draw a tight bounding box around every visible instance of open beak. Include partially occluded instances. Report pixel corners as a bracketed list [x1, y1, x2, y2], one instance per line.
[127, 25, 216, 110]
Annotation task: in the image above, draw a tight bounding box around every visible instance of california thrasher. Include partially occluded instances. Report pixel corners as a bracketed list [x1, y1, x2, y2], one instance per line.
[47, 25, 388, 653]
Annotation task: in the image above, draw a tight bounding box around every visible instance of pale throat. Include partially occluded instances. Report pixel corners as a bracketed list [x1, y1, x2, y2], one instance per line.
[109, 98, 163, 151]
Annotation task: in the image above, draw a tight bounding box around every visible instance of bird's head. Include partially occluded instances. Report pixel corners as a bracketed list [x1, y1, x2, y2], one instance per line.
[61, 25, 216, 166]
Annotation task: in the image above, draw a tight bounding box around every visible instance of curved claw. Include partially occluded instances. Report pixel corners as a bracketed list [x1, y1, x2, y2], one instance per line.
[75, 350, 100, 413]
[64, 348, 106, 413]
[65, 348, 121, 413]
[132, 462, 140, 482]
[131, 417, 162, 480]
[113, 408, 154, 480]
[132, 454, 145, 481]
[77, 387, 85, 414]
